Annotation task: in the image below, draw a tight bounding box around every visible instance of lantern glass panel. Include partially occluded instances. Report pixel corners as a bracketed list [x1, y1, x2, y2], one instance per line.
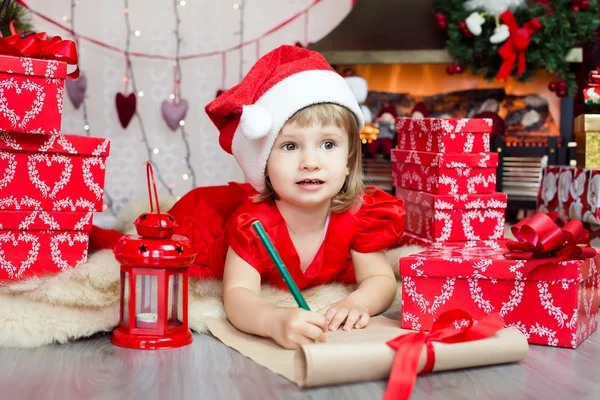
[135, 274, 158, 329]
[121, 271, 130, 326]
[168, 274, 183, 327]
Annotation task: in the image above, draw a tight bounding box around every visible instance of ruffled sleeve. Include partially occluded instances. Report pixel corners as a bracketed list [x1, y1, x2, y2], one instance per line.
[228, 212, 274, 274]
[352, 188, 405, 253]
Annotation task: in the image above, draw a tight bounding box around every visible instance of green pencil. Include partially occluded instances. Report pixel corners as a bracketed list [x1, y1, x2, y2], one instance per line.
[252, 220, 310, 311]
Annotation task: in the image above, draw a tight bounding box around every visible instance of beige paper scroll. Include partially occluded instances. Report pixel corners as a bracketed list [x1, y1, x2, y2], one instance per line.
[205, 315, 528, 388]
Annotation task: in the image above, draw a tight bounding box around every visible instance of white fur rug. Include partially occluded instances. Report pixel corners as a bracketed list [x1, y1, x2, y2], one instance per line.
[0, 197, 422, 348]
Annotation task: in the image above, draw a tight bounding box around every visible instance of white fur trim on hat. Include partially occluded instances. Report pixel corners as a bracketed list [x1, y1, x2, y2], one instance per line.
[231, 69, 365, 193]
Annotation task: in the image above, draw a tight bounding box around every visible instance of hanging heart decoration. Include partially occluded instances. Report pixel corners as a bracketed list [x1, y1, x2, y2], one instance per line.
[161, 99, 188, 131]
[65, 74, 87, 109]
[115, 92, 136, 129]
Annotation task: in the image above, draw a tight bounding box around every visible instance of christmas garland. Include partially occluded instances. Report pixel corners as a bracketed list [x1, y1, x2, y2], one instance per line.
[434, 0, 600, 97]
[0, 0, 32, 38]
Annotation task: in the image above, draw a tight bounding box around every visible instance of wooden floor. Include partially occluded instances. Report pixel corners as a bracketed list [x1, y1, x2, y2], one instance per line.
[0, 310, 599, 400]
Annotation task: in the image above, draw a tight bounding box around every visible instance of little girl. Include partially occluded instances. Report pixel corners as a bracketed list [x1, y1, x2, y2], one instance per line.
[91, 45, 405, 349]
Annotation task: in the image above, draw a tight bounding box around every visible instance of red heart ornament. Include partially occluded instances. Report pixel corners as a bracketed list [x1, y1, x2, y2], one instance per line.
[115, 92, 136, 129]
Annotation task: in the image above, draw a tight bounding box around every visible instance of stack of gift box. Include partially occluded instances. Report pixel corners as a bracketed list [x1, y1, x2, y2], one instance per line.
[395, 117, 600, 349]
[392, 117, 507, 247]
[0, 41, 110, 282]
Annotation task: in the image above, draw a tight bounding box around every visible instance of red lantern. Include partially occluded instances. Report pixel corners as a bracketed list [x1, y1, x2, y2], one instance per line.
[111, 162, 196, 350]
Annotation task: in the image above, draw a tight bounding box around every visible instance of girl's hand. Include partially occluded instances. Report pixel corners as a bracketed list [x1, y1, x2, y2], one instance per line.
[265, 307, 329, 350]
[318, 299, 370, 332]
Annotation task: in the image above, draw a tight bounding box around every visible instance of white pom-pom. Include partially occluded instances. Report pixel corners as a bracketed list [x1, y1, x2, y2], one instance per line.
[240, 104, 272, 140]
[345, 76, 368, 103]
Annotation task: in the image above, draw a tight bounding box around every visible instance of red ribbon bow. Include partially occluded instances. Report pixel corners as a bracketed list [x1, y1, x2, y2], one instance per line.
[383, 309, 505, 400]
[0, 32, 79, 79]
[496, 10, 541, 82]
[505, 212, 597, 273]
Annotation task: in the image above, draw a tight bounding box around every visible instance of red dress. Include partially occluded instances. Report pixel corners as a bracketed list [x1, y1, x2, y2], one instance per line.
[90, 182, 405, 290]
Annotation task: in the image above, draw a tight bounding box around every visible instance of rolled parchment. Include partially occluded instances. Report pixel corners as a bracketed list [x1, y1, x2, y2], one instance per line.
[205, 315, 528, 388]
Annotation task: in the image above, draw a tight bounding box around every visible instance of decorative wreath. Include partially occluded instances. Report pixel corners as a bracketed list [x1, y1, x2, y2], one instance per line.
[434, 0, 600, 97]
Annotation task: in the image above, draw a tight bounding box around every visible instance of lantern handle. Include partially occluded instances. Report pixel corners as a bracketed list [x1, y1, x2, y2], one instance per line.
[146, 162, 161, 214]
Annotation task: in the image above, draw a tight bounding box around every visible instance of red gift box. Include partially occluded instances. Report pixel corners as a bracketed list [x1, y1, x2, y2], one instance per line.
[391, 150, 497, 195]
[0, 209, 92, 281]
[538, 166, 594, 223]
[398, 231, 435, 248]
[0, 55, 67, 134]
[396, 117, 492, 153]
[397, 187, 506, 242]
[400, 240, 599, 348]
[0, 131, 110, 212]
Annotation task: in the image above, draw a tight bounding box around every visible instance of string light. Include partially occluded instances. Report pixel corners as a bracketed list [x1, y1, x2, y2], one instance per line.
[172, 0, 197, 187]
[123, 0, 174, 196]
[233, 3, 240, 9]
[137, 91, 144, 97]
[134, 30, 141, 36]
[70, 0, 116, 215]
[180, 0, 186, 5]
[169, 93, 175, 99]
[153, 148, 160, 154]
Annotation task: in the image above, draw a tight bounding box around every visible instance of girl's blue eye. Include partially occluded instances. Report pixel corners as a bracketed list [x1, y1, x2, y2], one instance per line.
[321, 141, 335, 150]
[283, 143, 297, 151]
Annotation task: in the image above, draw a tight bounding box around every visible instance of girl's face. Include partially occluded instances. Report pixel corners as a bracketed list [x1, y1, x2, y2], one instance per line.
[266, 121, 349, 210]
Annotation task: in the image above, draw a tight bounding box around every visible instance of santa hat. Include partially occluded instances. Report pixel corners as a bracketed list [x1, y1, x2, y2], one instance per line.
[410, 101, 430, 118]
[205, 45, 364, 193]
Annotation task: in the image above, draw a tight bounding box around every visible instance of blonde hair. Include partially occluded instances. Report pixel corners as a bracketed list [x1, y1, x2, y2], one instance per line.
[254, 103, 364, 213]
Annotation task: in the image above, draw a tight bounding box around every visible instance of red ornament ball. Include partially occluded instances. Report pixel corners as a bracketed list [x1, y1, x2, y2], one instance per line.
[436, 13, 448, 29]
[557, 89, 567, 98]
[557, 80, 567, 91]
[581, 0, 590, 9]
[548, 82, 557, 92]
[446, 65, 456, 75]
[463, 29, 474, 38]
[571, 4, 581, 11]
[454, 65, 464, 74]
[458, 21, 467, 30]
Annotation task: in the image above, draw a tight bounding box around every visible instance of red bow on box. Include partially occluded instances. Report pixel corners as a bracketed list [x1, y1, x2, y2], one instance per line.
[505, 212, 597, 272]
[383, 309, 505, 400]
[496, 10, 541, 82]
[0, 32, 79, 79]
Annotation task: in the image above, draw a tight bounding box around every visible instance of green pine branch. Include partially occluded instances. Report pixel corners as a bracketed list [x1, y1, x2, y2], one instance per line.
[434, 0, 600, 96]
[1, 2, 33, 38]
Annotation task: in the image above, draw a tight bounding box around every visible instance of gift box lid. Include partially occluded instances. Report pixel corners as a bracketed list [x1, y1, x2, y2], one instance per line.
[397, 117, 493, 135]
[396, 187, 507, 210]
[391, 149, 498, 168]
[0, 210, 93, 231]
[574, 114, 600, 132]
[0, 131, 110, 157]
[0, 54, 67, 79]
[400, 240, 598, 282]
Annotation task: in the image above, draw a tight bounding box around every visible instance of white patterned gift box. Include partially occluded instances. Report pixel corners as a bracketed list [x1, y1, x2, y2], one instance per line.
[536, 166, 600, 231]
[0, 210, 92, 281]
[0, 131, 110, 282]
[537, 166, 587, 220]
[400, 240, 600, 348]
[0, 54, 67, 134]
[0, 131, 110, 212]
[396, 117, 492, 153]
[396, 187, 506, 243]
[391, 149, 497, 195]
